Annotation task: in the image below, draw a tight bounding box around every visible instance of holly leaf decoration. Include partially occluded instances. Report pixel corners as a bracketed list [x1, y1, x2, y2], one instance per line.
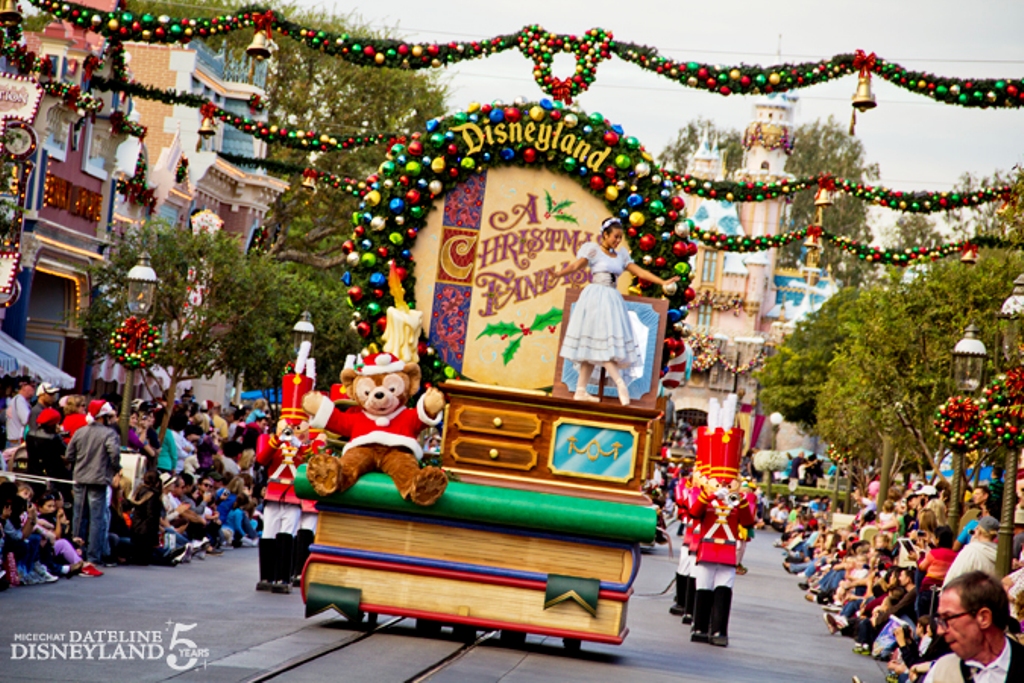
[502, 336, 522, 365]
[475, 320, 520, 339]
[529, 307, 563, 332]
[544, 190, 574, 215]
[553, 213, 578, 224]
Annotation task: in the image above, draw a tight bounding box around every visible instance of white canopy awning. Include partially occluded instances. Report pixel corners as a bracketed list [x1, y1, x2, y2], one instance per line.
[0, 331, 76, 389]
[92, 357, 191, 400]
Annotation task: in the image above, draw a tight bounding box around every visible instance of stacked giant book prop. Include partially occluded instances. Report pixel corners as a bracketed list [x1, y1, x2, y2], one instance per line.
[297, 470, 656, 644]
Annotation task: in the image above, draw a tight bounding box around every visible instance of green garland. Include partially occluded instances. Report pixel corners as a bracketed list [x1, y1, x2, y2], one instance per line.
[666, 172, 1011, 214]
[23, 1, 1024, 108]
[341, 101, 691, 383]
[691, 223, 1008, 267]
[92, 77, 392, 153]
[217, 151, 364, 193]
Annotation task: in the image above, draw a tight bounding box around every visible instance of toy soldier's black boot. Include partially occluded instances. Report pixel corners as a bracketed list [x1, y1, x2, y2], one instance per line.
[709, 586, 733, 647]
[669, 573, 687, 616]
[256, 537, 276, 591]
[292, 529, 314, 587]
[690, 589, 713, 643]
[272, 533, 293, 594]
[682, 575, 697, 625]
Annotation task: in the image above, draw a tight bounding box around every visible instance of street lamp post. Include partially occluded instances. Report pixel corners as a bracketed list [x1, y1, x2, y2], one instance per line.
[949, 323, 989, 534]
[767, 412, 783, 501]
[292, 311, 315, 355]
[118, 254, 158, 445]
[995, 275, 1024, 576]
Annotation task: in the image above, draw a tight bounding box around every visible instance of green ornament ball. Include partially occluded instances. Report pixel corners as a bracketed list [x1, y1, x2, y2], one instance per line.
[615, 154, 632, 169]
[360, 253, 377, 268]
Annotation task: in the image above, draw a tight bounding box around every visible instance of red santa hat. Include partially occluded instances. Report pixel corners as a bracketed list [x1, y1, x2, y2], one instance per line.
[354, 352, 405, 376]
[86, 400, 116, 423]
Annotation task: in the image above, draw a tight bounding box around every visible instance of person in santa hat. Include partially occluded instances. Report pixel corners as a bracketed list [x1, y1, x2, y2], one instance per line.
[65, 400, 121, 567]
[255, 341, 324, 593]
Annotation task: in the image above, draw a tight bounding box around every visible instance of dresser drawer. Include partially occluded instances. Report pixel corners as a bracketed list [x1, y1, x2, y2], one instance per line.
[451, 436, 537, 471]
[453, 404, 541, 439]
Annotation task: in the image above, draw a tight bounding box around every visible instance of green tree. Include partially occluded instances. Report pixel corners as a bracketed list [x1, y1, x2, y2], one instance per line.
[757, 287, 860, 432]
[879, 213, 943, 251]
[812, 253, 1024, 483]
[947, 169, 1015, 241]
[658, 118, 744, 177]
[81, 221, 357, 435]
[782, 116, 879, 287]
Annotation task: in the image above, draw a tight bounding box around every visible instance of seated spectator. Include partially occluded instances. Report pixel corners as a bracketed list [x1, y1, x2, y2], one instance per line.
[129, 472, 185, 566]
[222, 492, 259, 548]
[0, 481, 58, 585]
[918, 526, 957, 617]
[32, 490, 84, 578]
[944, 516, 999, 586]
[888, 615, 950, 682]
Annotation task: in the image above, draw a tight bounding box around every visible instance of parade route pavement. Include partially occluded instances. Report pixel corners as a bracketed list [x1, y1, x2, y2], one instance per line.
[0, 529, 882, 682]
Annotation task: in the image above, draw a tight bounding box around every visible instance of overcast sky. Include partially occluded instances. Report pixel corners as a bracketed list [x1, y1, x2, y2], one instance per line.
[294, 0, 1023, 214]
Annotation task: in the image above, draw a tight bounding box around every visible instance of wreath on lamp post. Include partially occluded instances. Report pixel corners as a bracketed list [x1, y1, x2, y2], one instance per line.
[934, 395, 986, 452]
[111, 316, 161, 369]
[981, 368, 1024, 448]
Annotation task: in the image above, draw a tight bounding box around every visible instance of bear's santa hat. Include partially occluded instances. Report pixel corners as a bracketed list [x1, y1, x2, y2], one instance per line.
[355, 352, 405, 376]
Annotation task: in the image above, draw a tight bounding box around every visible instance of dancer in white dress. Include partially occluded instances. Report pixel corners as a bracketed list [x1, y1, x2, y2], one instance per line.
[551, 217, 679, 405]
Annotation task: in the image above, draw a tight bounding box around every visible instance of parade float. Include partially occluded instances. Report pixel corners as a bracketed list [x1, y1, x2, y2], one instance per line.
[291, 100, 679, 647]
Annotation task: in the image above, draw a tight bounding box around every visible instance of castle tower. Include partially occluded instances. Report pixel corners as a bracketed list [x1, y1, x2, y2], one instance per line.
[687, 129, 724, 180]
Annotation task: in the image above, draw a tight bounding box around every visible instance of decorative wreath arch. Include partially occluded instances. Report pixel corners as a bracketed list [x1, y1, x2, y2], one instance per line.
[341, 99, 696, 381]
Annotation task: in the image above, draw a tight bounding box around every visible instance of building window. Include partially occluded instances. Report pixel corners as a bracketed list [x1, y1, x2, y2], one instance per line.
[44, 174, 71, 211]
[71, 187, 103, 222]
[760, 161, 770, 170]
[701, 250, 717, 283]
[697, 304, 712, 329]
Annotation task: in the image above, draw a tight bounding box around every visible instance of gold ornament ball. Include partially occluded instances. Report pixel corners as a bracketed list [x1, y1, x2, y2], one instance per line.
[604, 186, 619, 201]
[365, 190, 381, 206]
[629, 211, 645, 227]
[768, 72, 781, 85]
[729, 69, 741, 80]
[529, 106, 546, 122]
[431, 157, 446, 173]
[412, 45, 423, 57]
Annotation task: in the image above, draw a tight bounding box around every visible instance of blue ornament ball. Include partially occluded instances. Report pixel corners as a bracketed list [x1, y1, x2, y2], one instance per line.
[389, 198, 405, 214]
[500, 147, 515, 161]
[667, 309, 683, 324]
[369, 272, 387, 287]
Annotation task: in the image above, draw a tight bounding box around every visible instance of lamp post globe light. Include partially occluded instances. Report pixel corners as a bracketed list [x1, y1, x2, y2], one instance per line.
[126, 253, 158, 317]
[948, 323, 988, 534]
[994, 275, 1024, 577]
[292, 311, 315, 355]
[119, 254, 160, 446]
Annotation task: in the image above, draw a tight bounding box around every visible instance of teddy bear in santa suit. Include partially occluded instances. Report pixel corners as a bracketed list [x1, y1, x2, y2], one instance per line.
[302, 352, 448, 506]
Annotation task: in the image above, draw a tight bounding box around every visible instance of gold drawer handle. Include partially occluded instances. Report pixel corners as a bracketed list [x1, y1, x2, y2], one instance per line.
[489, 448, 499, 460]
[492, 417, 503, 428]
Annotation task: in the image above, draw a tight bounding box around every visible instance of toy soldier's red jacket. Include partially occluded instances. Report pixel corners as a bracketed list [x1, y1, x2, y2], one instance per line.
[689, 490, 755, 566]
[256, 433, 319, 510]
[686, 486, 703, 554]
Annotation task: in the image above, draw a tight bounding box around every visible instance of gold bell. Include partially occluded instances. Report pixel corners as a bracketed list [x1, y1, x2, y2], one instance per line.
[849, 74, 876, 135]
[960, 245, 978, 266]
[246, 30, 271, 61]
[301, 173, 317, 191]
[198, 117, 217, 138]
[851, 74, 877, 112]
[0, 0, 23, 27]
[813, 187, 834, 208]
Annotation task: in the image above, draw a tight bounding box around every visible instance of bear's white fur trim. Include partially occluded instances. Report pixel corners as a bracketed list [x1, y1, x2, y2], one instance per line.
[309, 395, 335, 430]
[416, 394, 443, 426]
[357, 353, 405, 376]
[342, 432, 423, 460]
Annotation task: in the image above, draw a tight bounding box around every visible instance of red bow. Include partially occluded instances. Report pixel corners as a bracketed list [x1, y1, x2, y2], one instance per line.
[1006, 367, 1024, 403]
[253, 11, 275, 40]
[817, 174, 837, 192]
[806, 225, 823, 239]
[551, 77, 573, 104]
[121, 316, 149, 356]
[945, 397, 979, 433]
[853, 50, 877, 77]
[199, 102, 218, 120]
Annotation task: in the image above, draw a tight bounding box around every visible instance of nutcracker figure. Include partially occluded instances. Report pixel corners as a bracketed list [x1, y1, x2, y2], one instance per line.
[255, 342, 325, 593]
[669, 445, 707, 624]
[688, 423, 755, 647]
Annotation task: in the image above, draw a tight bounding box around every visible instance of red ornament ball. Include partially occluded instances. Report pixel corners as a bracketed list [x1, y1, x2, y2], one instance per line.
[638, 234, 656, 252]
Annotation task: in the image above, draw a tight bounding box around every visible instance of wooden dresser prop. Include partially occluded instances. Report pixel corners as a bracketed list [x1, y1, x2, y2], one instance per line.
[439, 380, 662, 503]
[296, 469, 655, 645]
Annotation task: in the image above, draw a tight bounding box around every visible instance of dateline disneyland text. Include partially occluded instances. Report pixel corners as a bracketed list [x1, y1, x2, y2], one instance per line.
[9, 623, 208, 671]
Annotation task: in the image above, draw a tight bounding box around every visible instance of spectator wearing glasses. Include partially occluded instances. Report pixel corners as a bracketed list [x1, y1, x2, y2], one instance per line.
[924, 570, 1024, 682]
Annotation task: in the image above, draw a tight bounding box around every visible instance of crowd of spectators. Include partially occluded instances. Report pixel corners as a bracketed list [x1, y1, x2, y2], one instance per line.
[0, 375, 279, 592]
[772, 473, 1024, 682]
